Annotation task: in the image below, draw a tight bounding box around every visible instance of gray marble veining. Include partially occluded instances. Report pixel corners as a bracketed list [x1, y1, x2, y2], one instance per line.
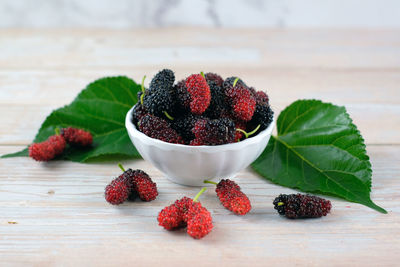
[0, 0, 399, 28]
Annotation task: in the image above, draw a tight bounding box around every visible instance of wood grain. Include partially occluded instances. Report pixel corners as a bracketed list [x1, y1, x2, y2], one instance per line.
[0, 28, 399, 266]
[0, 145, 399, 267]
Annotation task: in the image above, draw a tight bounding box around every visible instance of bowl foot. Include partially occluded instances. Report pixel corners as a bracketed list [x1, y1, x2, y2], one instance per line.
[164, 174, 236, 187]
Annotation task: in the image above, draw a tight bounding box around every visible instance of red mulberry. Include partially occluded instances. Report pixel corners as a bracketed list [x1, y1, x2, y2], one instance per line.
[132, 170, 158, 201]
[186, 202, 213, 239]
[184, 74, 211, 115]
[223, 77, 256, 121]
[29, 133, 66, 161]
[214, 179, 251, 215]
[61, 127, 93, 147]
[157, 188, 212, 239]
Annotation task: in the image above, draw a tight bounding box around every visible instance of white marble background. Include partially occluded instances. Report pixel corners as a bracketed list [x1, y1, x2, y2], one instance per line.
[0, 0, 399, 28]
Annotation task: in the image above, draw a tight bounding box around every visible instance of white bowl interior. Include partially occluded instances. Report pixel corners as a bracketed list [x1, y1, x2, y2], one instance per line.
[125, 107, 274, 186]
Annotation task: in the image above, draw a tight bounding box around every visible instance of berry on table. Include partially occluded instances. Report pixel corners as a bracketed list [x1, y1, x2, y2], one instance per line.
[157, 188, 213, 239]
[132, 169, 158, 201]
[105, 164, 158, 205]
[105, 176, 131, 205]
[273, 194, 332, 219]
[205, 179, 251, 215]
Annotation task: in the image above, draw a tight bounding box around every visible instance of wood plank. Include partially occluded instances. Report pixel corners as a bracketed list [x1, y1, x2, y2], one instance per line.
[1, 68, 400, 106]
[0, 101, 399, 146]
[0, 145, 399, 266]
[0, 29, 399, 70]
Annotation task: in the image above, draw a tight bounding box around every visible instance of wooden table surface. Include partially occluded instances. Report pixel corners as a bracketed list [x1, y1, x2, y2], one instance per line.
[0, 28, 399, 266]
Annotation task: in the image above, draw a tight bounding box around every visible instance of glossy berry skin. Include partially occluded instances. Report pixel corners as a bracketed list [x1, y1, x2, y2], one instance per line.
[61, 127, 93, 147]
[104, 168, 136, 205]
[273, 194, 332, 219]
[158, 197, 193, 230]
[132, 170, 158, 201]
[233, 120, 246, 141]
[192, 117, 235, 145]
[223, 77, 256, 121]
[48, 135, 67, 155]
[158, 197, 213, 239]
[247, 104, 274, 133]
[131, 102, 147, 126]
[139, 114, 184, 144]
[142, 69, 176, 116]
[28, 134, 66, 161]
[216, 179, 251, 215]
[186, 202, 213, 239]
[105, 177, 130, 205]
[255, 90, 269, 105]
[171, 114, 202, 143]
[29, 142, 56, 161]
[185, 74, 211, 115]
[157, 205, 183, 230]
[204, 72, 227, 119]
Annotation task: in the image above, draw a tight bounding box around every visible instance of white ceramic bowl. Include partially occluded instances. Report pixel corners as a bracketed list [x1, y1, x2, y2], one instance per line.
[125, 107, 274, 186]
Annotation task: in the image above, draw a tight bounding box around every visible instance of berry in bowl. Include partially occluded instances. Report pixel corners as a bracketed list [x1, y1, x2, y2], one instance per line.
[125, 69, 274, 186]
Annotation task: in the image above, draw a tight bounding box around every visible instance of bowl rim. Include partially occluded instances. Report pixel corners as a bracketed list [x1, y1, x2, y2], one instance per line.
[125, 105, 275, 152]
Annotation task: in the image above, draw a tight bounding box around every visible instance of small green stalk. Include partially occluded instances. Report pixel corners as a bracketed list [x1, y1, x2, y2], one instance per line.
[200, 71, 205, 79]
[236, 124, 261, 139]
[55, 128, 61, 135]
[163, 111, 174, 120]
[193, 187, 207, 202]
[277, 202, 284, 206]
[140, 75, 146, 105]
[118, 163, 125, 172]
[233, 77, 240, 87]
[203, 180, 218, 185]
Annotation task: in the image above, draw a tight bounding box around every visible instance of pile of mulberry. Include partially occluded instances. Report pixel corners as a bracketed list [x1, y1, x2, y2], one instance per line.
[131, 69, 273, 145]
[273, 194, 332, 219]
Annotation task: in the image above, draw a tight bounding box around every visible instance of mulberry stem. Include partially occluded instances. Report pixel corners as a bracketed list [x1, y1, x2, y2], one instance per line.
[55, 128, 61, 135]
[118, 163, 125, 172]
[140, 75, 146, 105]
[200, 71, 205, 79]
[236, 124, 261, 139]
[203, 180, 217, 185]
[233, 77, 240, 87]
[163, 111, 174, 120]
[193, 187, 207, 202]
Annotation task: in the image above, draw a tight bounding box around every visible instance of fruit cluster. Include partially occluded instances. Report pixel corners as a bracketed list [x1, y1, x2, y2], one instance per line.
[104, 167, 332, 239]
[158, 189, 213, 239]
[29, 127, 92, 161]
[131, 69, 274, 145]
[105, 164, 158, 205]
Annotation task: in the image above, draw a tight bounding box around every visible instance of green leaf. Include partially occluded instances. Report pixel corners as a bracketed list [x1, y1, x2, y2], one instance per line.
[2, 76, 141, 162]
[252, 99, 386, 213]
